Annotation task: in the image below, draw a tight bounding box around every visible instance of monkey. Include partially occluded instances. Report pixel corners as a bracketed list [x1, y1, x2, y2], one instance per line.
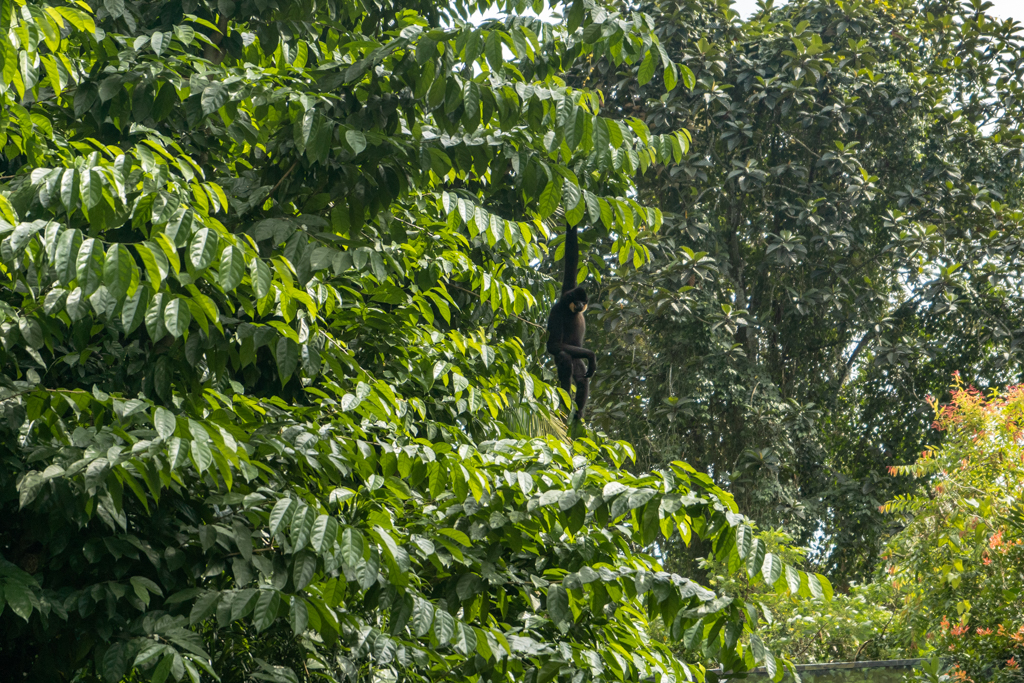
[546, 224, 596, 421]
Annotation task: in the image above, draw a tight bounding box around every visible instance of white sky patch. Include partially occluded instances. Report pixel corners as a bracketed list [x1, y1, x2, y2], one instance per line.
[731, 0, 1023, 21]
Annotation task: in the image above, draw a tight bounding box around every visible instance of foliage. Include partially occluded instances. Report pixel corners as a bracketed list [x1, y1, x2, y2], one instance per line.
[758, 580, 904, 664]
[882, 376, 1024, 682]
[576, 0, 1024, 582]
[692, 526, 905, 664]
[0, 0, 817, 681]
[906, 656, 955, 683]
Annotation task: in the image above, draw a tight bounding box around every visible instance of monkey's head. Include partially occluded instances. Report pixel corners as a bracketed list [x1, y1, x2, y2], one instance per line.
[566, 287, 588, 314]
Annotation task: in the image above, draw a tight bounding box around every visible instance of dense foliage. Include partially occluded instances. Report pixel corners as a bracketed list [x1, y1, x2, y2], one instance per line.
[883, 376, 1024, 682]
[581, 0, 1024, 583]
[0, 0, 824, 681]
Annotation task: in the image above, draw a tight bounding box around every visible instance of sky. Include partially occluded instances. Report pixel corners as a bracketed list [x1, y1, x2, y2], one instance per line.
[731, 0, 1023, 20]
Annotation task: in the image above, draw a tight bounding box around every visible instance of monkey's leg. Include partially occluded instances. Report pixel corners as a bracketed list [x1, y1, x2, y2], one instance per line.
[573, 376, 590, 421]
[556, 352, 575, 413]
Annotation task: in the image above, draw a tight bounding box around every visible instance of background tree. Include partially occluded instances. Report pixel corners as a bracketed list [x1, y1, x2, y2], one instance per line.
[580, 0, 1024, 584]
[0, 0, 816, 681]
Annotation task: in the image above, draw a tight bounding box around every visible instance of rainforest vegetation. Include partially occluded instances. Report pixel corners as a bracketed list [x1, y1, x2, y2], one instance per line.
[1, 0, 1022, 681]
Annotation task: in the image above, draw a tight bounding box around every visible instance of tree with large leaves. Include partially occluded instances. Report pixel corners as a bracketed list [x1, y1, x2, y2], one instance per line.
[582, 0, 1024, 583]
[0, 0, 814, 681]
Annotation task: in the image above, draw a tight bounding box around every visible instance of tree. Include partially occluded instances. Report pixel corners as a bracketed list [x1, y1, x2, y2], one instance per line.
[579, 0, 1024, 583]
[882, 375, 1024, 682]
[0, 0, 810, 681]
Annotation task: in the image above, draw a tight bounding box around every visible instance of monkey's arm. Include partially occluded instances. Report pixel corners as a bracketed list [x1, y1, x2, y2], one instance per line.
[562, 225, 578, 295]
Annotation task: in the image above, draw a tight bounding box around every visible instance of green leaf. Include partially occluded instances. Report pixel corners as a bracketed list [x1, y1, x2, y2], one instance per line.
[785, 565, 801, 594]
[311, 515, 338, 555]
[345, 130, 366, 155]
[453, 622, 477, 655]
[154, 407, 176, 439]
[735, 524, 753, 560]
[340, 527, 365, 566]
[60, 168, 79, 212]
[54, 228, 82, 285]
[411, 598, 435, 637]
[762, 553, 783, 586]
[151, 31, 167, 56]
[102, 642, 128, 683]
[190, 592, 222, 628]
[808, 572, 824, 599]
[121, 286, 150, 334]
[250, 258, 272, 300]
[103, 244, 136, 300]
[269, 498, 296, 538]
[815, 573, 834, 600]
[145, 292, 167, 341]
[3, 580, 34, 621]
[538, 660, 561, 683]
[289, 597, 309, 637]
[567, 0, 584, 32]
[300, 109, 318, 146]
[679, 63, 696, 90]
[81, 169, 103, 210]
[19, 317, 43, 349]
[664, 63, 678, 92]
[485, 30, 503, 70]
[746, 538, 766, 578]
[538, 179, 561, 218]
[218, 245, 245, 291]
[252, 590, 279, 632]
[292, 552, 317, 591]
[765, 650, 779, 681]
[191, 438, 213, 473]
[76, 237, 104, 297]
[290, 506, 319, 550]
[433, 609, 455, 644]
[750, 632, 766, 661]
[593, 117, 610, 153]
[638, 51, 656, 85]
[137, 242, 169, 290]
[174, 25, 195, 45]
[164, 298, 192, 338]
[547, 584, 570, 626]
[153, 232, 181, 274]
[189, 228, 220, 271]
[275, 337, 299, 386]
[18, 471, 46, 509]
[201, 82, 228, 116]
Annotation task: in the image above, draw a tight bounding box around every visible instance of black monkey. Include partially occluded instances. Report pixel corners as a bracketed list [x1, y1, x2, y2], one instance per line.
[546, 224, 596, 421]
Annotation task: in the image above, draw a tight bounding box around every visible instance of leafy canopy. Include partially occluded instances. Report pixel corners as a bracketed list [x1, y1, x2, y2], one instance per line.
[0, 0, 808, 681]
[580, 0, 1024, 583]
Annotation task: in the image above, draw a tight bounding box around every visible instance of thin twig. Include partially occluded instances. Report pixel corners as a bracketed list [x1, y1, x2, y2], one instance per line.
[268, 159, 301, 200]
[388, 214, 425, 232]
[853, 607, 897, 661]
[446, 281, 547, 331]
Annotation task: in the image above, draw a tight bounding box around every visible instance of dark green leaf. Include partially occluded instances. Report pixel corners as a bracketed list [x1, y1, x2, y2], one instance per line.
[164, 298, 192, 338]
[103, 244, 135, 300]
[189, 228, 219, 271]
[201, 82, 229, 116]
[218, 245, 245, 291]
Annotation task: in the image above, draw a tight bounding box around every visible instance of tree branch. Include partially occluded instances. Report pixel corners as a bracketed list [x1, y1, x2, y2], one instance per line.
[446, 282, 546, 331]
